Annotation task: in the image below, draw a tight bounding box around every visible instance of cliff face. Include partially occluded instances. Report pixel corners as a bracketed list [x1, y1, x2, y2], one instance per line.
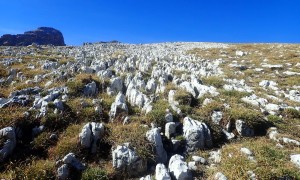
[0, 27, 65, 46]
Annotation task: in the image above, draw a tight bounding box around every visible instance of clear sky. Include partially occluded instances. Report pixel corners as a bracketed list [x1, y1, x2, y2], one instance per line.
[0, 0, 299, 45]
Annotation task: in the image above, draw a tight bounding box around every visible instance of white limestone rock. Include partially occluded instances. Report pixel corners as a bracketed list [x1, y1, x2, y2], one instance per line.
[291, 154, 300, 168]
[54, 99, 64, 110]
[192, 156, 207, 164]
[108, 77, 123, 95]
[168, 90, 182, 115]
[214, 172, 227, 180]
[146, 78, 157, 93]
[268, 127, 279, 141]
[83, 81, 98, 96]
[168, 154, 192, 180]
[240, 147, 256, 162]
[109, 92, 128, 120]
[259, 80, 278, 90]
[241, 94, 267, 107]
[140, 175, 151, 180]
[247, 170, 257, 180]
[183, 117, 213, 151]
[146, 128, 167, 164]
[79, 122, 104, 153]
[165, 122, 176, 139]
[57, 164, 69, 180]
[62, 153, 85, 171]
[235, 120, 254, 137]
[112, 143, 147, 176]
[208, 150, 222, 164]
[155, 163, 171, 180]
[165, 110, 173, 123]
[0, 127, 16, 162]
[211, 111, 223, 124]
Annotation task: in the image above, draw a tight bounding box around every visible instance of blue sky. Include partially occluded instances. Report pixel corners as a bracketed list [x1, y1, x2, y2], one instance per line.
[0, 0, 299, 45]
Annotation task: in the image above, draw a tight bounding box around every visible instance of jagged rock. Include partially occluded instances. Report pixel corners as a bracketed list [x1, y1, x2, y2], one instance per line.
[165, 122, 176, 139]
[285, 90, 300, 102]
[108, 77, 123, 95]
[240, 147, 255, 162]
[146, 78, 156, 93]
[0, 95, 30, 108]
[0, 27, 65, 46]
[140, 175, 152, 180]
[57, 164, 69, 180]
[214, 172, 227, 180]
[168, 154, 192, 180]
[290, 154, 300, 168]
[0, 127, 16, 162]
[241, 94, 267, 107]
[109, 92, 128, 120]
[42, 61, 58, 70]
[168, 90, 182, 115]
[32, 125, 45, 137]
[247, 170, 257, 180]
[56, 153, 85, 179]
[155, 163, 171, 180]
[211, 111, 223, 124]
[281, 137, 300, 146]
[183, 117, 213, 151]
[83, 81, 98, 96]
[259, 80, 278, 90]
[192, 156, 207, 164]
[165, 110, 173, 123]
[268, 127, 279, 141]
[208, 150, 222, 164]
[222, 129, 235, 140]
[62, 153, 85, 171]
[54, 99, 64, 110]
[236, 50, 245, 56]
[224, 79, 253, 93]
[79, 122, 104, 153]
[235, 120, 254, 137]
[146, 128, 167, 164]
[112, 143, 147, 176]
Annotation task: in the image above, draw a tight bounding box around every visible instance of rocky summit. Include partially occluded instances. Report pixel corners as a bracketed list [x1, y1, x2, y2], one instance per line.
[0, 42, 300, 179]
[0, 27, 65, 46]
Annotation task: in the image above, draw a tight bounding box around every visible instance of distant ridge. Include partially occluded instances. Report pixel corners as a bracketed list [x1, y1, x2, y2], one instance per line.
[0, 27, 65, 46]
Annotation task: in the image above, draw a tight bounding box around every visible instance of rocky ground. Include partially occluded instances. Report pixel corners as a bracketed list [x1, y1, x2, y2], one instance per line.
[0, 42, 300, 179]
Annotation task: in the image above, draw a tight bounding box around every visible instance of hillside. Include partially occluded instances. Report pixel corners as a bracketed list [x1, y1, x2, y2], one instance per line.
[0, 42, 300, 179]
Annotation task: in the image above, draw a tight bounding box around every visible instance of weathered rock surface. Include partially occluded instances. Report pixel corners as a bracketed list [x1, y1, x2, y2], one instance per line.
[112, 143, 147, 176]
[183, 117, 213, 151]
[155, 163, 171, 180]
[0, 127, 16, 162]
[79, 122, 104, 153]
[146, 128, 167, 163]
[168, 154, 192, 180]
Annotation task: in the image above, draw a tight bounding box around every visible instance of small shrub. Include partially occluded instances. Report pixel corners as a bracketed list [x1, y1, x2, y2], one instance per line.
[283, 108, 300, 119]
[106, 123, 153, 160]
[227, 107, 272, 136]
[66, 73, 100, 97]
[0, 65, 8, 77]
[202, 76, 225, 88]
[146, 99, 169, 127]
[32, 132, 55, 151]
[50, 124, 82, 158]
[1, 160, 55, 179]
[174, 89, 192, 106]
[82, 167, 109, 180]
[267, 115, 282, 122]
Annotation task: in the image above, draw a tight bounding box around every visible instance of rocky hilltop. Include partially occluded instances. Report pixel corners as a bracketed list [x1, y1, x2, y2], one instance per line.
[0, 27, 65, 46]
[0, 42, 300, 179]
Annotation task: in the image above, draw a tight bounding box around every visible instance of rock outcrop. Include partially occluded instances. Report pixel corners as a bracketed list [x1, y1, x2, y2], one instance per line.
[0, 27, 65, 46]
